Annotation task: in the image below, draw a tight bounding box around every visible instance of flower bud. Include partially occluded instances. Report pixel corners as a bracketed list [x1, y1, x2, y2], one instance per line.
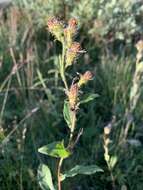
[68, 18, 78, 28]
[67, 83, 79, 110]
[65, 42, 81, 68]
[47, 17, 64, 42]
[64, 18, 78, 47]
[78, 71, 93, 87]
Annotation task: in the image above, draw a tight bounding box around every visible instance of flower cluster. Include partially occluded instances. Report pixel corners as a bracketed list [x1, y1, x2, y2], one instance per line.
[47, 17, 64, 42]
[47, 17, 81, 68]
[64, 18, 78, 48]
[47, 17, 93, 111]
[67, 71, 93, 110]
[65, 42, 81, 68]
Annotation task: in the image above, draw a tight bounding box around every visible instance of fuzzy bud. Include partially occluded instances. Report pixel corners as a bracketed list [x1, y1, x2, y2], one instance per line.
[65, 42, 81, 68]
[78, 71, 93, 87]
[47, 17, 64, 42]
[67, 83, 79, 110]
[64, 18, 78, 47]
[68, 18, 78, 28]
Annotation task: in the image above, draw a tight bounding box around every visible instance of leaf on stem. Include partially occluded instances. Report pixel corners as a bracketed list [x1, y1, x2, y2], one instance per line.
[61, 165, 103, 181]
[37, 164, 55, 190]
[63, 101, 72, 129]
[80, 93, 99, 104]
[38, 141, 71, 158]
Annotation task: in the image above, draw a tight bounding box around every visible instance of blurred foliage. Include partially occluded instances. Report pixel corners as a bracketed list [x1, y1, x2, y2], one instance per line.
[13, 0, 143, 42]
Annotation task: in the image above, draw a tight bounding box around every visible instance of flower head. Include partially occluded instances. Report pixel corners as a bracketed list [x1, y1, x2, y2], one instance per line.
[78, 71, 93, 87]
[65, 42, 81, 68]
[68, 18, 78, 28]
[70, 42, 81, 52]
[64, 18, 78, 47]
[67, 83, 79, 110]
[47, 17, 64, 42]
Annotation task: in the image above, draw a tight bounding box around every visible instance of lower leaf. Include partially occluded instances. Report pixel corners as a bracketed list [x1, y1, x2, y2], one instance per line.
[61, 164, 103, 181]
[37, 164, 55, 190]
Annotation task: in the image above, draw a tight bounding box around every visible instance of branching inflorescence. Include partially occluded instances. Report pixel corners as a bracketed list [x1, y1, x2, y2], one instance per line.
[37, 17, 103, 190]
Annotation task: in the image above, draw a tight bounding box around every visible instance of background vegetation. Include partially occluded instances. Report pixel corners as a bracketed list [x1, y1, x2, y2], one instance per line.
[0, 0, 143, 189]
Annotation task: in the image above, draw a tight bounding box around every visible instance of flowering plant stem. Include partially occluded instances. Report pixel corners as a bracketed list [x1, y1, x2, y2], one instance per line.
[57, 43, 67, 190]
[37, 17, 102, 190]
[60, 42, 68, 91]
[58, 39, 78, 190]
[57, 158, 64, 190]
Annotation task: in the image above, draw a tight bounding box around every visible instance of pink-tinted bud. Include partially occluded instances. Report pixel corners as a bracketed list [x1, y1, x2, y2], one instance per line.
[47, 17, 64, 42]
[78, 71, 93, 87]
[47, 18, 61, 31]
[67, 83, 79, 110]
[68, 18, 78, 28]
[65, 42, 81, 68]
[70, 42, 81, 53]
[64, 18, 78, 47]
[82, 71, 93, 81]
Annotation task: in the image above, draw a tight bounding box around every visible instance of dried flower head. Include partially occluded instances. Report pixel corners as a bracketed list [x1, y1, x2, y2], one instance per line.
[136, 40, 143, 63]
[70, 42, 81, 52]
[136, 40, 143, 52]
[65, 42, 81, 68]
[67, 83, 79, 110]
[47, 17, 64, 42]
[78, 71, 93, 87]
[64, 18, 78, 47]
[68, 18, 78, 28]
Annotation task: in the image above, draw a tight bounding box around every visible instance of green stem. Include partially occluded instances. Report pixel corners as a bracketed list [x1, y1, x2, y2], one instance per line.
[57, 158, 64, 190]
[60, 42, 68, 91]
[68, 111, 76, 147]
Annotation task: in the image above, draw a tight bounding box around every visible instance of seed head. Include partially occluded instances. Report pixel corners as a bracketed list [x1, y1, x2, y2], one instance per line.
[78, 71, 93, 87]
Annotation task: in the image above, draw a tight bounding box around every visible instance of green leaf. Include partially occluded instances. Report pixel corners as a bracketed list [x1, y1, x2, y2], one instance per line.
[37, 164, 55, 190]
[63, 101, 72, 129]
[62, 165, 103, 180]
[109, 155, 118, 169]
[80, 93, 99, 104]
[38, 141, 71, 158]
